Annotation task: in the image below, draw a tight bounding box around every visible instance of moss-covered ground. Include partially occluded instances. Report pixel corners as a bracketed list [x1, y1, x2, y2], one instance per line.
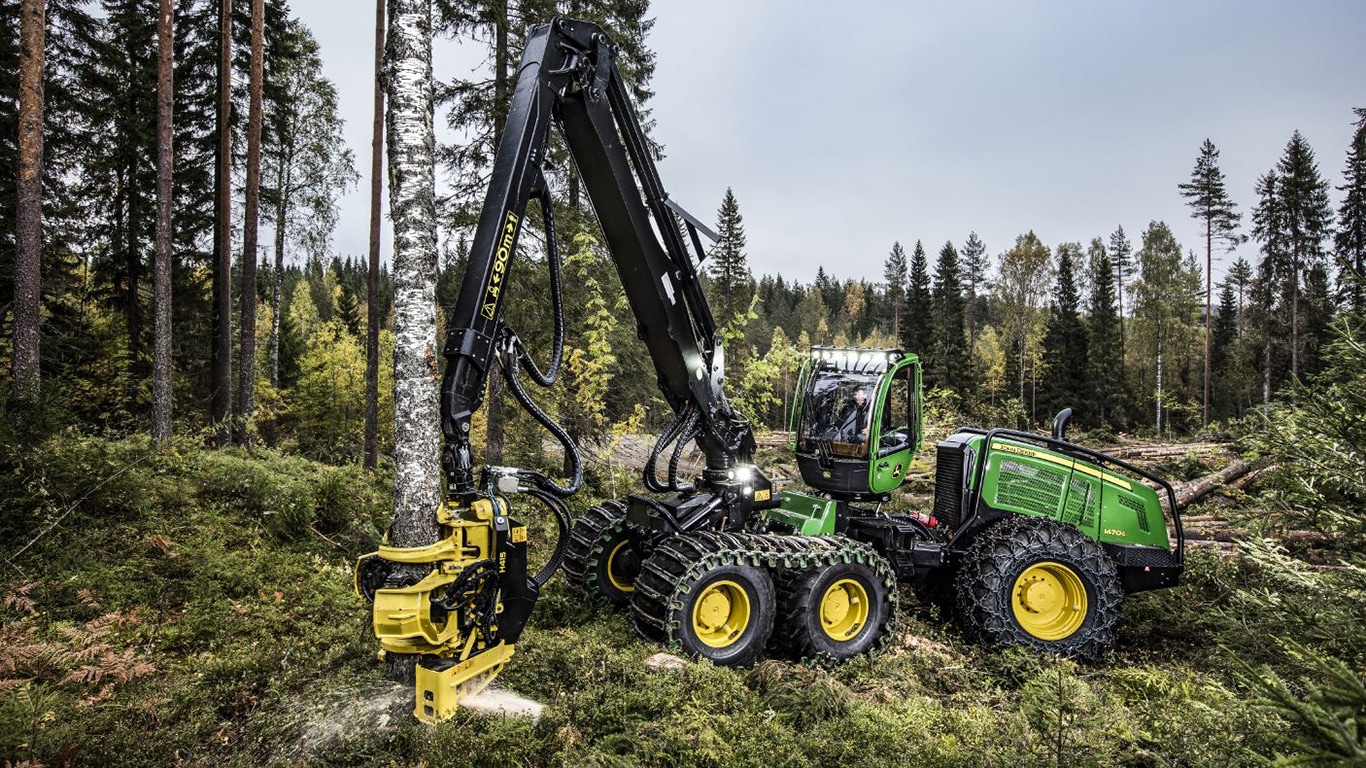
[0, 436, 1337, 767]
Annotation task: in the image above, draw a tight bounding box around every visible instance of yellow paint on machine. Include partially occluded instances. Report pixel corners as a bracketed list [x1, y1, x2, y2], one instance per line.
[990, 440, 1132, 491]
[480, 210, 521, 320]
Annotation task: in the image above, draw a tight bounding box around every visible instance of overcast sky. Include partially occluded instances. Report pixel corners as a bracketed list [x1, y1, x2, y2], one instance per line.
[294, 0, 1364, 286]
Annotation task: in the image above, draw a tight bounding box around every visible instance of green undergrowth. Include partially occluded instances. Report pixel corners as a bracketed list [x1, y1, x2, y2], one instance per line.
[0, 436, 1354, 766]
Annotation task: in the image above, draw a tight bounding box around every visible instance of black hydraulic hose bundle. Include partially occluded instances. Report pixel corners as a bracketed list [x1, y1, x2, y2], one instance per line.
[644, 402, 695, 493]
[520, 487, 571, 587]
[495, 183, 582, 498]
[501, 350, 583, 496]
[667, 408, 701, 493]
[514, 186, 566, 387]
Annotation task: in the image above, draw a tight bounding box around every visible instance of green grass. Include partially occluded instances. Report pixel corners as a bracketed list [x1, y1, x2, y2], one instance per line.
[0, 436, 1325, 767]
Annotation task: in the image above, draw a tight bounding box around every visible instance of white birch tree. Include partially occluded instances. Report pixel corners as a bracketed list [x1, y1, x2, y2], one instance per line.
[385, 0, 441, 554]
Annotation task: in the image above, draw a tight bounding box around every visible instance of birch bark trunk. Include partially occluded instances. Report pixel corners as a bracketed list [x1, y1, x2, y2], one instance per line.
[385, 0, 441, 548]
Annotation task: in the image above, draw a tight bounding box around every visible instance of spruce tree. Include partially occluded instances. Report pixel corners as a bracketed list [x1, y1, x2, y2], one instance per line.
[1227, 256, 1253, 334]
[1085, 238, 1123, 427]
[1336, 107, 1366, 314]
[1109, 225, 1133, 345]
[901, 240, 932, 358]
[1210, 278, 1238, 419]
[961, 231, 989, 351]
[1179, 138, 1241, 428]
[929, 240, 966, 393]
[1276, 131, 1334, 390]
[882, 240, 907, 339]
[1039, 242, 1087, 420]
[709, 187, 752, 323]
[1251, 169, 1288, 405]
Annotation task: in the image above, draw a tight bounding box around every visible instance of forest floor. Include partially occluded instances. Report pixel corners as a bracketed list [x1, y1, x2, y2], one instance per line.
[0, 431, 1340, 767]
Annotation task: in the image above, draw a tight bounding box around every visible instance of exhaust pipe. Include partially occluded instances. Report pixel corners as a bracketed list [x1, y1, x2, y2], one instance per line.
[1052, 408, 1073, 441]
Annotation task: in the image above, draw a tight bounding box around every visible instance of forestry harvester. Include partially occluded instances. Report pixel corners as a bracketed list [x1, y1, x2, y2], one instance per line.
[355, 19, 1185, 722]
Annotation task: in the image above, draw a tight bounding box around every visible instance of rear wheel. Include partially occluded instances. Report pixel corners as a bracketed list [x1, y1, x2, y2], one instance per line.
[955, 517, 1123, 659]
[776, 560, 892, 663]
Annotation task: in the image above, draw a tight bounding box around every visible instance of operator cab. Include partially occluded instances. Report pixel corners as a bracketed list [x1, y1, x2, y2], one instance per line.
[791, 347, 922, 500]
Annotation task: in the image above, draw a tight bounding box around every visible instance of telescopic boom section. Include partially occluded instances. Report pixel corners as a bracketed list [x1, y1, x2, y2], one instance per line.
[440, 18, 755, 498]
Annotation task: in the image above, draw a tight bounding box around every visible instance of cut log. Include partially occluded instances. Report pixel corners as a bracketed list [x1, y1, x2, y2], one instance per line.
[1171, 459, 1253, 508]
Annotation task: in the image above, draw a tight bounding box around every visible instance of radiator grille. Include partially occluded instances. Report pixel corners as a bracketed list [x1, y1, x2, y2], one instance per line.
[996, 459, 1067, 517]
[1062, 477, 1095, 528]
[933, 444, 965, 529]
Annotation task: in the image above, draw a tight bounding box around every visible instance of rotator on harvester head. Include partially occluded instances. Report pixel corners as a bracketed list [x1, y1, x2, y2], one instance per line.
[355, 18, 1187, 724]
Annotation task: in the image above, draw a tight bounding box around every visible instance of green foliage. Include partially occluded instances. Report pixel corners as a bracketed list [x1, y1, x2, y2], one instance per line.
[1240, 641, 1366, 765]
[1244, 319, 1366, 543]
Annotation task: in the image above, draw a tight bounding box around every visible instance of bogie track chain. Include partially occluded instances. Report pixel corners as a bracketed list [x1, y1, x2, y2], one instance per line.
[632, 530, 900, 662]
[561, 500, 629, 601]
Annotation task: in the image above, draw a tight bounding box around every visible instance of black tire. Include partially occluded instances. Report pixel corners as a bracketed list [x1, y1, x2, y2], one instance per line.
[670, 560, 776, 666]
[561, 501, 641, 610]
[955, 517, 1123, 660]
[776, 560, 893, 663]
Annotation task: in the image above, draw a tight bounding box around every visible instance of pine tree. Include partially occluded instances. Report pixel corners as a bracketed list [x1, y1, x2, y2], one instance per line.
[1336, 108, 1366, 314]
[211, 0, 232, 445]
[1039, 242, 1087, 420]
[1085, 238, 1123, 427]
[236, 0, 263, 444]
[1276, 131, 1334, 391]
[882, 240, 907, 339]
[929, 240, 966, 393]
[11, 0, 44, 397]
[152, 0, 174, 441]
[901, 240, 932, 356]
[709, 187, 752, 323]
[1109, 225, 1133, 345]
[364, 0, 384, 469]
[1178, 138, 1241, 428]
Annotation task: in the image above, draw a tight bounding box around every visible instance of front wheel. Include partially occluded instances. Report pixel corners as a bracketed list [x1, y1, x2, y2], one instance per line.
[561, 501, 640, 610]
[955, 517, 1123, 659]
[673, 562, 776, 666]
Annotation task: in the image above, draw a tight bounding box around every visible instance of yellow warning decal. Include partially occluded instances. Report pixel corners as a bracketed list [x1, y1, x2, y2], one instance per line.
[754, 489, 771, 502]
[510, 525, 527, 544]
[480, 210, 520, 320]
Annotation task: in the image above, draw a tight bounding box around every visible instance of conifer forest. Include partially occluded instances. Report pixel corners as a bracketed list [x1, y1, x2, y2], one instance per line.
[2, 1, 1365, 766]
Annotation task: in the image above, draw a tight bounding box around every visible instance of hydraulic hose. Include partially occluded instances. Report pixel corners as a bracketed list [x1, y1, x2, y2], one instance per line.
[643, 402, 694, 493]
[520, 487, 571, 588]
[667, 408, 701, 493]
[501, 350, 583, 497]
[516, 186, 566, 387]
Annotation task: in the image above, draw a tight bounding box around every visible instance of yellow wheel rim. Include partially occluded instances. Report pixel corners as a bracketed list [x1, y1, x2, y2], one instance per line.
[1012, 562, 1088, 641]
[690, 580, 751, 648]
[605, 540, 635, 593]
[819, 578, 869, 642]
